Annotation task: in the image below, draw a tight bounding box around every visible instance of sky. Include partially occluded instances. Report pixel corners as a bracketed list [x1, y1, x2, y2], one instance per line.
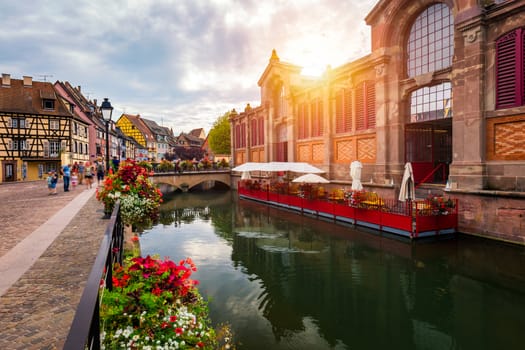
[1, 0, 378, 135]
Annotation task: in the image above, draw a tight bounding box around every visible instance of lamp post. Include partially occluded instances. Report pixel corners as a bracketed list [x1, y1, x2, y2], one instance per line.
[100, 98, 113, 174]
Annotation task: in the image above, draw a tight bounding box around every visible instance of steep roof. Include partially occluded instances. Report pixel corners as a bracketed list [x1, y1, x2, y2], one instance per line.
[141, 118, 170, 136]
[189, 128, 205, 139]
[0, 75, 72, 116]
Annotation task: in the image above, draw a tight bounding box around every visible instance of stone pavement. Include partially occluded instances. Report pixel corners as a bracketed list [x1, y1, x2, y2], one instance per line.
[0, 180, 110, 350]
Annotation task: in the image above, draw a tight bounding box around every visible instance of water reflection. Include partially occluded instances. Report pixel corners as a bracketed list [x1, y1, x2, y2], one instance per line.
[140, 191, 525, 350]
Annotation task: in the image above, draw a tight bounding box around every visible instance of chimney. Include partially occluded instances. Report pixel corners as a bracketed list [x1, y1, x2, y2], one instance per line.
[2, 73, 11, 87]
[23, 76, 32, 87]
[93, 98, 97, 106]
[77, 85, 81, 92]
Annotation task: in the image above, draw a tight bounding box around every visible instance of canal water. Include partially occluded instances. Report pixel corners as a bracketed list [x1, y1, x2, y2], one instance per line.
[139, 191, 525, 350]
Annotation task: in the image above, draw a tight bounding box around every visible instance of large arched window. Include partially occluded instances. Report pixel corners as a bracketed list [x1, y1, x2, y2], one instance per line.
[410, 82, 452, 122]
[407, 3, 453, 77]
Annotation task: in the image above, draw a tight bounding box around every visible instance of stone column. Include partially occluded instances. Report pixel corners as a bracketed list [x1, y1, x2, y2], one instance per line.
[450, 22, 487, 190]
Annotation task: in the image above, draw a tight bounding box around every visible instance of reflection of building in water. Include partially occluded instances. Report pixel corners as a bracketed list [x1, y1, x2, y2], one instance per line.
[231, 198, 525, 349]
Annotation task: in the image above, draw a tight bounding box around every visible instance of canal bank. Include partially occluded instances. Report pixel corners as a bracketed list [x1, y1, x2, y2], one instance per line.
[0, 181, 108, 349]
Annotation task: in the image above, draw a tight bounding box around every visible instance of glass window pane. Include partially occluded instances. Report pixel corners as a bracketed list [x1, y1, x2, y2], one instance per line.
[407, 3, 453, 77]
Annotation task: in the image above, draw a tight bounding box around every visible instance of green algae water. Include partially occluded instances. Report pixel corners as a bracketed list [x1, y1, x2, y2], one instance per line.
[139, 191, 525, 350]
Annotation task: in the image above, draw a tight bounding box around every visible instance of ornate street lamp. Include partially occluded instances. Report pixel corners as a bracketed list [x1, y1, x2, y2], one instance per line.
[100, 98, 113, 174]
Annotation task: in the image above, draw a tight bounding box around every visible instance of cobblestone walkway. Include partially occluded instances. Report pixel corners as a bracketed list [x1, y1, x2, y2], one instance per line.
[0, 180, 109, 349]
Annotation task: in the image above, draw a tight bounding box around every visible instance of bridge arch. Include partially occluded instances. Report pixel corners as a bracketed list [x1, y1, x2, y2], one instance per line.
[151, 171, 232, 192]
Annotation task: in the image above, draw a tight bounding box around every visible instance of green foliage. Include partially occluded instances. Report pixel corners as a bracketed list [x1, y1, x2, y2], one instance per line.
[157, 159, 175, 172]
[208, 112, 231, 155]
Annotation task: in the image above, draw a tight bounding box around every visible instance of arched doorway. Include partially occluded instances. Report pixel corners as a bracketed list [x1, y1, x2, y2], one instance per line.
[405, 82, 452, 184]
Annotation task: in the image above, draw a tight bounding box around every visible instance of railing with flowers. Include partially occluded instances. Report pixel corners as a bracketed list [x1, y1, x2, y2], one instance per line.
[64, 202, 124, 350]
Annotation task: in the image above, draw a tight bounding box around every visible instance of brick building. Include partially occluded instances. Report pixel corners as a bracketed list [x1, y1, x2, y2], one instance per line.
[230, 0, 525, 244]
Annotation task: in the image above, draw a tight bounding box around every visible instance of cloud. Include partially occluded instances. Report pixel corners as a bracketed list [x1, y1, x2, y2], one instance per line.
[0, 0, 378, 134]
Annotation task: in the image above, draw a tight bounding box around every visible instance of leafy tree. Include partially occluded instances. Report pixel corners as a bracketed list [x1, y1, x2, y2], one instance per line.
[208, 111, 231, 155]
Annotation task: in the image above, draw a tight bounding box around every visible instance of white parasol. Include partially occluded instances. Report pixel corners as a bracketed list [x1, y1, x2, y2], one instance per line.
[350, 161, 363, 191]
[292, 173, 330, 183]
[241, 171, 252, 180]
[398, 162, 415, 202]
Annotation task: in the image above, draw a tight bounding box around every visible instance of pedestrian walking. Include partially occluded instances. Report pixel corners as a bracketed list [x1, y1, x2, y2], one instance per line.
[47, 171, 58, 195]
[78, 161, 85, 185]
[62, 164, 71, 192]
[96, 161, 105, 185]
[84, 162, 94, 189]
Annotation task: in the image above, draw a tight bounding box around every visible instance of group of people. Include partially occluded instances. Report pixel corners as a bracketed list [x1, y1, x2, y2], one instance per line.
[47, 160, 107, 195]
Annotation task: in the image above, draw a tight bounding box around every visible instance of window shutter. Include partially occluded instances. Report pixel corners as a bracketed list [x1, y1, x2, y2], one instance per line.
[259, 118, 264, 145]
[318, 100, 324, 136]
[521, 28, 525, 104]
[344, 89, 352, 132]
[43, 140, 50, 157]
[366, 82, 376, 129]
[8, 140, 13, 150]
[496, 29, 521, 109]
[356, 84, 365, 130]
[335, 91, 344, 133]
[298, 103, 306, 139]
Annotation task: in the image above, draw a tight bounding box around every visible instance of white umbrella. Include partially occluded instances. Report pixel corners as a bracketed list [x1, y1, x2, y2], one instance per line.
[241, 171, 251, 180]
[350, 161, 363, 191]
[292, 173, 330, 183]
[232, 162, 264, 172]
[399, 162, 415, 202]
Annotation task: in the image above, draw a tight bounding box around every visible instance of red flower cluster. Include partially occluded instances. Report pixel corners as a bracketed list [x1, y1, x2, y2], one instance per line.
[113, 255, 199, 298]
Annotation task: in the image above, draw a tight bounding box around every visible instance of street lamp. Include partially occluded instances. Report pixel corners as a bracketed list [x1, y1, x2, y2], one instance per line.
[100, 98, 113, 174]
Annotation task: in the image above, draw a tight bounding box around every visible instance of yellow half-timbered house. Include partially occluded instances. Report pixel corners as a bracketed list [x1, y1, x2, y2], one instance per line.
[0, 74, 75, 182]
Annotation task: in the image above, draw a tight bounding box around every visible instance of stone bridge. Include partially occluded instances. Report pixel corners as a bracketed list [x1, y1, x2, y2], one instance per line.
[151, 170, 232, 192]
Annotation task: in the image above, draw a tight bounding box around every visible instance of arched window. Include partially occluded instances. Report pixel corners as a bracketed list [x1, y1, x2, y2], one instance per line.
[410, 82, 452, 123]
[407, 3, 453, 77]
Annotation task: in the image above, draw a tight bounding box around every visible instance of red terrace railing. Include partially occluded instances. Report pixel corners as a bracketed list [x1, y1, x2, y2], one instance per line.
[238, 184, 458, 239]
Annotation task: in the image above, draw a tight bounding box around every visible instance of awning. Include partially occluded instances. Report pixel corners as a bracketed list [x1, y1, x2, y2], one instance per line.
[232, 162, 324, 173]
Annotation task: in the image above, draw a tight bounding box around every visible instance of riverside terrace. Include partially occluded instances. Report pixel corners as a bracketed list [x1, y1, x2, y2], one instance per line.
[237, 180, 458, 240]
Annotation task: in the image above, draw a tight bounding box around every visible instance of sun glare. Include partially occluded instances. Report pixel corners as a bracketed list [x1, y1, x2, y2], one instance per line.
[284, 33, 352, 77]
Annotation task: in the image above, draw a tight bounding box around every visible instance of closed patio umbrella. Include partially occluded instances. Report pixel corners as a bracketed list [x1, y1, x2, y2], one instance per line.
[350, 161, 363, 191]
[399, 162, 415, 202]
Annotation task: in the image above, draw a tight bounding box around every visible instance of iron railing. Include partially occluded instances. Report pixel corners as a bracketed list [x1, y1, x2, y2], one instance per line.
[63, 202, 124, 350]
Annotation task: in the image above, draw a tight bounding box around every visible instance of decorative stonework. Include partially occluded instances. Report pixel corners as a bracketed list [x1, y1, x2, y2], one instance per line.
[462, 27, 481, 44]
[487, 115, 525, 160]
[312, 143, 324, 162]
[375, 64, 386, 78]
[335, 139, 354, 162]
[357, 137, 376, 162]
[297, 144, 311, 162]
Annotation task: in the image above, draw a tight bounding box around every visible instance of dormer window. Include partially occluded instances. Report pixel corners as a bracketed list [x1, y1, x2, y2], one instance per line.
[43, 99, 55, 110]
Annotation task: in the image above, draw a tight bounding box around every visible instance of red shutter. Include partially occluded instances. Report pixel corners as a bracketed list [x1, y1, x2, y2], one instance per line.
[335, 91, 344, 133]
[356, 83, 365, 130]
[235, 125, 240, 148]
[521, 28, 525, 104]
[319, 100, 324, 136]
[259, 118, 264, 145]
[496, 29, 522, 109]
[310, 102, 317, 137]
[366, 82, 376, 129]
[344, 89, 352, 132]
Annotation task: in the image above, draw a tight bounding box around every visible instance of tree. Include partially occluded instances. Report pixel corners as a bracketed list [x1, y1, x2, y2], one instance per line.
[208, 111, 231, 155]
